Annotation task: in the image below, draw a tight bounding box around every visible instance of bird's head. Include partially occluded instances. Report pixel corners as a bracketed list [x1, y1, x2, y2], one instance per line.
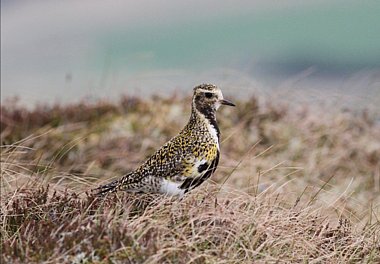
[192, 84, 235, 114]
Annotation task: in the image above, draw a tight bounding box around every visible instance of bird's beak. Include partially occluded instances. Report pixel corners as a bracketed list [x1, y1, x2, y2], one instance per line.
[220, 99, 236, 107]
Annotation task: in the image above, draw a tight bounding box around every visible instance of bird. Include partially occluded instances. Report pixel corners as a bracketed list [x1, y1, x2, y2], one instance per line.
[95, 84, 235, 197]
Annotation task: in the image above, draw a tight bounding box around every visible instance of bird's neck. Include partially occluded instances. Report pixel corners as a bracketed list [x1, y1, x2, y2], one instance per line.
[189, 105, 220, 140]
[192, 104, 216, 123]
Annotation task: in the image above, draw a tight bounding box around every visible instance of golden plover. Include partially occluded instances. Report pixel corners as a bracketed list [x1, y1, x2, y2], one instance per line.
[95, 84, 235, 196]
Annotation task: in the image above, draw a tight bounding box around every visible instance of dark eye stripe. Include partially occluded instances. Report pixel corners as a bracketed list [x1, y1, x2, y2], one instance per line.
[204, 92, 213, 98]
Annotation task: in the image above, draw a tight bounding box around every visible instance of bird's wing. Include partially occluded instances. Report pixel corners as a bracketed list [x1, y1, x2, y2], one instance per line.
[137, 138, 188, 179]
[94, 137, 186, 196]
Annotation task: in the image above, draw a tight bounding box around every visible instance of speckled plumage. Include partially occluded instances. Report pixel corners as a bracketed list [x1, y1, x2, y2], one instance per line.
[95, 84, 235, 196]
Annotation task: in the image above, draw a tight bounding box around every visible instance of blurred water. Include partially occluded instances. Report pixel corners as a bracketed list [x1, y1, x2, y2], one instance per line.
[1, 0, 380, 113]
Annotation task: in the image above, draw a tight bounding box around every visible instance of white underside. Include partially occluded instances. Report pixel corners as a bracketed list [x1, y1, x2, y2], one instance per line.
[205, 121, 219, 150]
[160, 179, 185, 197]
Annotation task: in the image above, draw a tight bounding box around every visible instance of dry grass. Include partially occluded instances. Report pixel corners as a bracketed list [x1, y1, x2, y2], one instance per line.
[1, 94, 379, 263]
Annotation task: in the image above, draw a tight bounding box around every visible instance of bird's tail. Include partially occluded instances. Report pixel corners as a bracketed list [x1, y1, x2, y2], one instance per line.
[93, 178, 121, 196]
[93, 172, 137, 196]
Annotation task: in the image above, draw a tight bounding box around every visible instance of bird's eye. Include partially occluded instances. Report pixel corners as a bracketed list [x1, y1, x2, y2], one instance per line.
[204, 92, 213, 98]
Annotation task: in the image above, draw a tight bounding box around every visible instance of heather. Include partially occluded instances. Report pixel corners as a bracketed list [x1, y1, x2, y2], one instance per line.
[1, 94, 379, 263]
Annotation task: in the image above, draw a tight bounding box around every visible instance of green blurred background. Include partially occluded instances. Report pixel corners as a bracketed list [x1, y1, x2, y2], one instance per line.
[1, 0, 380, 110]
